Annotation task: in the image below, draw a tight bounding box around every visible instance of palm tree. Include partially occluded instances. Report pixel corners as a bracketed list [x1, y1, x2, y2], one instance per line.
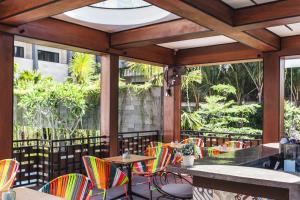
[201, 66, 222, 96]
[223, 63, 253, 104]
[285, 67, 300, 102]
[69, 53, 95, 84]
[181, 68, 202, 110]
[243, 61, 263, 103]
[127, 61, 163, 86]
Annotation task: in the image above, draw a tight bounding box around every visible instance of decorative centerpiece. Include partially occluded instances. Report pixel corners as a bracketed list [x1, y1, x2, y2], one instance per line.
[181, 143, 195, 167]
[122, 150, 130, 159]
[1, 189, 16, 200]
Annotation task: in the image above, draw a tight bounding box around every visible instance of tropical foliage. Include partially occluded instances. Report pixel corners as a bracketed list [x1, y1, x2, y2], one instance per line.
[181, 84, 262, 136]
[69, 53, 96, 84]
[127, 61, 163, 86]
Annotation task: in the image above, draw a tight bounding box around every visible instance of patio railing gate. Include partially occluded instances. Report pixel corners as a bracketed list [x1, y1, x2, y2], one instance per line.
[12, 130, 161, 187]
[13, 136, 109, 187]
[12, 129, 261, 187]
[181, 130, 262, 147]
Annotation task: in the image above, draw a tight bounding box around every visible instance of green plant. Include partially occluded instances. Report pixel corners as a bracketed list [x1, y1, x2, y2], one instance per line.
[181, 143, 195, 156]
[17, 78, 88, 139]
[181, 110, 202, 130]
[69, 52, 95, 84]
[211, 84, 236, 97]
[127, 61, 163, 86]
[181, 68, 202, 110]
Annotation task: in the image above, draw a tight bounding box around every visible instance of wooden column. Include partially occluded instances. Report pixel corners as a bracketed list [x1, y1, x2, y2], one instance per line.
[0, 33, 13, 159]
[263, 53, 284, 143]
[100, 54, 119, 156]
[163, 68, 182, 143]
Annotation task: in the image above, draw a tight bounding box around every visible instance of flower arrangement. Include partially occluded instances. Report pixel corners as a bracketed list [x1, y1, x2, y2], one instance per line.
[181, 143, 195, 156]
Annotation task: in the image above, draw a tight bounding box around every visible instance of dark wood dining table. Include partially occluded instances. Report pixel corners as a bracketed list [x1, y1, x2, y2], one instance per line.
[104, 154, 156, 200]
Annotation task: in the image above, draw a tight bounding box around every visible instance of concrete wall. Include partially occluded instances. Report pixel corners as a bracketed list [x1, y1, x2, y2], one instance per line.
[14, 87, 163, 133]
[118, 87, 162, 132]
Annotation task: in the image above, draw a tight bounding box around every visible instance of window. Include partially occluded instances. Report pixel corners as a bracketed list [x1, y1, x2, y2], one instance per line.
[14, 46, 24, 58]
[38, 50, 59, 63]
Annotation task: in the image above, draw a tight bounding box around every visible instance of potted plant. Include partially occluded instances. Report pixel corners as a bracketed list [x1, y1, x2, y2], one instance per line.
[181, 143, 195, 167]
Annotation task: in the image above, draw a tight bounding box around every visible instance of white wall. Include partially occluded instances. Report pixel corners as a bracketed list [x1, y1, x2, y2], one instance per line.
[14, 57, 33, 72]
[14, 41, 69, 82]
[37, 61, 68, 82]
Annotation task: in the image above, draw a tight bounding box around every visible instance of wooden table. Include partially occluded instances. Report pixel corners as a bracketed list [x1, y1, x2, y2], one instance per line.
[0, 187, 63, 200]
[104, 154, 155, 200]
[189, 165, 300, 200]
[168, 142, 184, 149]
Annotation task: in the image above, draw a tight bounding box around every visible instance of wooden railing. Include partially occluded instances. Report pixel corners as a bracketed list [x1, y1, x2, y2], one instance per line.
[12, 129, 261, 187]
[12, 130, 160, 187]
[13, 136, 109, 187]
[181, 130, 262, 147]
[118, 130, 160, 155]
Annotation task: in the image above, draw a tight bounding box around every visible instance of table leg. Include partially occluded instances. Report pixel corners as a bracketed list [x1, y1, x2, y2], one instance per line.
[127, 164, 133, 200]
[111, 164, 150, 200]
[127, 164, 149, 200]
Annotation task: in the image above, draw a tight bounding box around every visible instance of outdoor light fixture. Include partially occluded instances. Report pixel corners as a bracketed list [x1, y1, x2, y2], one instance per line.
[164, 66, 186, 96]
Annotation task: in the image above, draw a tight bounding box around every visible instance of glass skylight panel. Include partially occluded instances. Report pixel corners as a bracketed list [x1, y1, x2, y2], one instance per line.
[92, 0, 150, 9]
[64, 0, 171, 26]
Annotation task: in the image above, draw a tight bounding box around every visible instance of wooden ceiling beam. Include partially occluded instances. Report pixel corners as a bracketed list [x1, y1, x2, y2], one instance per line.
[111, 19, 218, 49]
[0, 18, 174, 65]
[175, 43, 262, 66]
[144, 0, 280, 52]
[0, 0, 104, 25]
[234, 0, 300, 31]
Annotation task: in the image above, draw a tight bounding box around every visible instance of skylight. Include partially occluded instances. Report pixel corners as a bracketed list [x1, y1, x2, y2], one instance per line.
[64, 0, 171, 26]
[92, 0, 150, 9]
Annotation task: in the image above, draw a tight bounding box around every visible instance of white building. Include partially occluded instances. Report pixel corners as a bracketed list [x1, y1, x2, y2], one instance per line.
[14, 41, 71, 82]
[14, 40, 145, 83]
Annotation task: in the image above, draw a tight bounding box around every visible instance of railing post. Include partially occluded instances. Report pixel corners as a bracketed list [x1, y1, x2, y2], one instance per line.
[36, 139, 40, 186]
[50, 140, 54, 181]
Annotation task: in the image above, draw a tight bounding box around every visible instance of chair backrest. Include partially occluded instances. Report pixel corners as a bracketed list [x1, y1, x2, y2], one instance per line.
[82, 156, 128, 190]
[39, 173, 90, 200]
[225, 141, 244, 149]
[207, 147, 220, 157]
[0, 159, 19, 192]
[181, 138, 204, 147]
[145, 146, 171, 173]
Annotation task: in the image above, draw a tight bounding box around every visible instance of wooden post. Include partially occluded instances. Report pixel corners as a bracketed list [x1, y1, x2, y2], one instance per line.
[100, 54, 119, 156]
[0, 33, 14, 159]
[263, 53, 284, 143]
[163, 67, 182, 143]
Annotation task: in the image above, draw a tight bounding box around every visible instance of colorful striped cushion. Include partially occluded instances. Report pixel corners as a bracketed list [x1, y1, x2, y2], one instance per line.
[133, 146, 171, 174]
[0, 159, 19, 192]
[39, 173, 90, 200]
[82, 156, 128, 190]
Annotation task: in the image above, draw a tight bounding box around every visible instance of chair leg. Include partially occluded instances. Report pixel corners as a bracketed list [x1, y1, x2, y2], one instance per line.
[123, 185, 128, 199]
[102, 190, 107, 200]
[148, 178, 153, 200]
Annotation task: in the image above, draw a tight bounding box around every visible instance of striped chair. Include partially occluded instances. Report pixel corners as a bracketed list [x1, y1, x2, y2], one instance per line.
[181, 138, 205, 158]
[82, 156, 129, 200]
[39, 173, 90, 200]
[0, 159, 19, 192]
[207, 147, 220, 157]
[224, 141, 245, 150]
[133, 146, 171, 199]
